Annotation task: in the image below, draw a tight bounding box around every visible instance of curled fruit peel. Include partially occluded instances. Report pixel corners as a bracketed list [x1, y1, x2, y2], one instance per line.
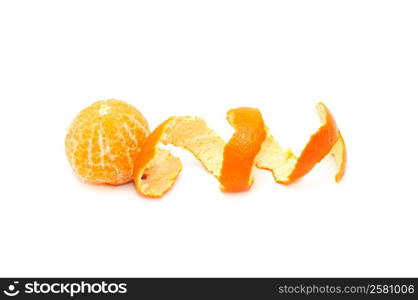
[134, 102, 346, 197]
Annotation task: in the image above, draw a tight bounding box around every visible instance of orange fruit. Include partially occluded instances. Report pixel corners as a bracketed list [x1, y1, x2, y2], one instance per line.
[134, 103, 346, 198]
[65, 99, 149, 185]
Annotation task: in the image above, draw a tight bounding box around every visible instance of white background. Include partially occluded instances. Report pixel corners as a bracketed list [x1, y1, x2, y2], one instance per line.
[0, 0, 417, 277]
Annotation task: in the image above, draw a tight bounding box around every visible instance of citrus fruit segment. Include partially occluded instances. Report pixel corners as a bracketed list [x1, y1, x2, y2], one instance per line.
[219, 108, 267, 192]
[256, 102, 342, 184]
[65, 99, 149, 185]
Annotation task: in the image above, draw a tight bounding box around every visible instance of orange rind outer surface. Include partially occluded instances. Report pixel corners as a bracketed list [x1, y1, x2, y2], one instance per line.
[286, 102, 339, 183]
[219, 108, 267, 192]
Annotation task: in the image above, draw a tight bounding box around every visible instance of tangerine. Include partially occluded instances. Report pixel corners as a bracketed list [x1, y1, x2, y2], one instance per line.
[65, 99, 149, 185]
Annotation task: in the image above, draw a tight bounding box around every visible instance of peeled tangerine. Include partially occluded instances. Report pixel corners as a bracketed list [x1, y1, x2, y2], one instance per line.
[65, 99, 149, 185]
[134, 102, 346, 198]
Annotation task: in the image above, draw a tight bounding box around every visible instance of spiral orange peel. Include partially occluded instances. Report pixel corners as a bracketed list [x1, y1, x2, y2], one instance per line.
[134, 102, 346, 197]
